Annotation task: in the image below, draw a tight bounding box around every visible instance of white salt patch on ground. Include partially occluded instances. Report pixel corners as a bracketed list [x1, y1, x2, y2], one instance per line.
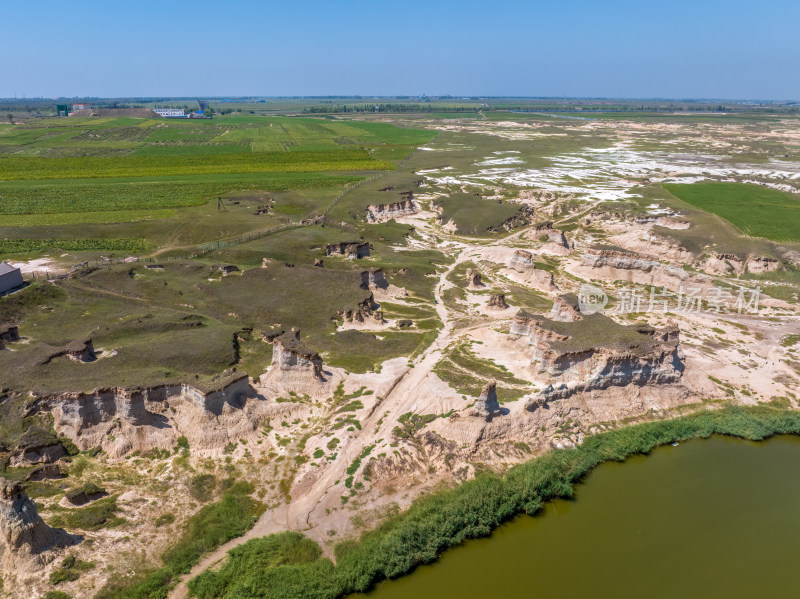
[477, 157, 524, 166]
[9, 258, 54, 273]
[423, 142, 800, 203]
[646, 203, 673, 215]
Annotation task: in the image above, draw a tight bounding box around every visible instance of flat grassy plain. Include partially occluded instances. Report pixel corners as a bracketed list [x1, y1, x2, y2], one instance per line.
[433, 193, 522, 235]
[0, 172, 358, 216]
[664, 182, 800, 242]
[0, 221, 446, 392]
[0, 116, 434, 158]
[0, 149, 388, 180]
[592, 184, 783, 259]
[0, 115, 435, 258]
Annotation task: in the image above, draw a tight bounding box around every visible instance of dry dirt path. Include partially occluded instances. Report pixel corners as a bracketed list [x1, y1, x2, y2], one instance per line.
[168, 242, 470, 598]
[169, 223, 526, 597]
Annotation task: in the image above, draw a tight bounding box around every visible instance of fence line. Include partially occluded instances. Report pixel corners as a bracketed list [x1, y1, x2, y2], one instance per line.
[321, 172, 385, 217]
[320, 143, 430, 222]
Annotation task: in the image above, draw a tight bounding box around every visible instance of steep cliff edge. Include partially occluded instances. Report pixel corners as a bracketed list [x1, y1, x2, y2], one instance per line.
[574, 249, 711, 293]
[43, 376, 255, 457]
[548, 293, 582, 322]
[465, 268, 484, 289]
[325, 241, 371, 259]
[0, 325, 19, 342]
[42, 338, 96, 364]
[507, 250, 558, 292]
[487, 294, 509, 310]
[269, 330, 325, 381]
[360, 268, 389, 291]
[704, 252, 780, 275]
[340, 294, 384, 325]
[525, 221, 571, 255]
[367, 199, 418, 222]
[509, 309, 684, 409]
[471, 381, 501, 419]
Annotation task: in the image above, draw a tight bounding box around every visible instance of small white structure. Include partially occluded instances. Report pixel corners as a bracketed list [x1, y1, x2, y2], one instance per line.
[153, 108, 186, 117]
[0, 262, 23, 294]
[73, 103, 91, 110]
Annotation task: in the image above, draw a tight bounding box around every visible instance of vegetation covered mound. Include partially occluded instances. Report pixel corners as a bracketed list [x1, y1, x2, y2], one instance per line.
[273, 330, 321, 361]
[515, 311, 677, 356]
[433, 194, 525, 235]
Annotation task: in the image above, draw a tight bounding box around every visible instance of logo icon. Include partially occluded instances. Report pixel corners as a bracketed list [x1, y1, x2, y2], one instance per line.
[578, 284, 608, 315]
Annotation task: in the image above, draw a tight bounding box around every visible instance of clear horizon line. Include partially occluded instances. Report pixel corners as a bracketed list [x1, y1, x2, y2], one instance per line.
[1, 95, 799, 104]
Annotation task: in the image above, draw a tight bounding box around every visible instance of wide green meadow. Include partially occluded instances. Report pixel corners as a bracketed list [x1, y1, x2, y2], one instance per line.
[663, 182, 800, 242]
[0, 115, 436, 257]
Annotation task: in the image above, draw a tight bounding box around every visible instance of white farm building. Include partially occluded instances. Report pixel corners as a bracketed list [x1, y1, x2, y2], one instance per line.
[0, 262, 23, 295]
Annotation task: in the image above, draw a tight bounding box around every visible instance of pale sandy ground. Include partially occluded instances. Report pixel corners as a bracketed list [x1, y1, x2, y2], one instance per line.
[9, 257, 56, 273]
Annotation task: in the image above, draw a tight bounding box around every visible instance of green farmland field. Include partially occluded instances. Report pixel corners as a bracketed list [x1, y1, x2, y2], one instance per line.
[0, 149, 389, 180]
[0, 173, 360, 215]
[0, 115, 435, 256]
[0, 115, 435, 159]
[0, 209, 179, 227]
[0, 238, 147, 254]
[664, 182, 800, 242]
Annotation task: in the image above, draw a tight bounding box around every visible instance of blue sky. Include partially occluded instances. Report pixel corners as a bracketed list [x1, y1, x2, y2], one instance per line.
[5, 0, 799, 99]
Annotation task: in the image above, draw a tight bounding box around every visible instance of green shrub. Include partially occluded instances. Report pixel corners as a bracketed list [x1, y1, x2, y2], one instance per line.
[0, 238, 147, 255]
[155, 513, 176, 528]
[23, 481, 62, 499]
[50, 555, 94, 585]
[337, 400, 364, 413]
[188, 474, 217, 502]
[223, 442, 237, 455]
[49, 568, 79, 585]
[346, 445, 375, 476]
[58, 436, 80, 456]
[68, 457, 91, 478]
[188, 532, 323, 599]
[218, 477, 235, 493]
[49, 495, 124, 531]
